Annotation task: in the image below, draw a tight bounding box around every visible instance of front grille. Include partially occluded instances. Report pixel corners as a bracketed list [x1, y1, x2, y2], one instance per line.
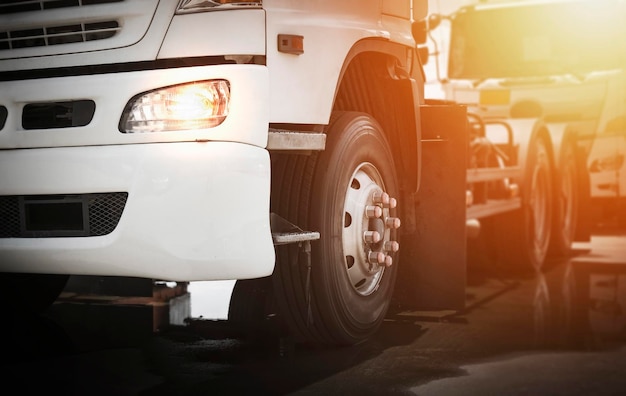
[0, 0, 123, 14]
[0, 21, 120, 50]
[0, 192, 128, 238]
[1, 0, 159, 61]
[0, 0, 124, 50]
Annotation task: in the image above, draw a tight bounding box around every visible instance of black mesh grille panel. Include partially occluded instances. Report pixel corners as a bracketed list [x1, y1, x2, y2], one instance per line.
[0, 196, 20, 237]
[88, 193, 128, 236]
[0, 193, 127, 238]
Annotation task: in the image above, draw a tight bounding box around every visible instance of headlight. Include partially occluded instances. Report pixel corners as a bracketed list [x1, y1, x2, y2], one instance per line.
[119, 80, 230, 133]
[177, 0, 262, 14]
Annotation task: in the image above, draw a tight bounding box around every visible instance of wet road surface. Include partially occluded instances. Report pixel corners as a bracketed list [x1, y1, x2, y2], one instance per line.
[2, 221, 626, 395]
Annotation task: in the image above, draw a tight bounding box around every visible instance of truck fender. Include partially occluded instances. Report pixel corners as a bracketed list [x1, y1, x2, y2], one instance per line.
[333, 39, 422, 196]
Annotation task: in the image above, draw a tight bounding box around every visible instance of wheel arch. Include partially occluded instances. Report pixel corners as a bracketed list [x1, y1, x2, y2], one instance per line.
[331, 38, 423, 195]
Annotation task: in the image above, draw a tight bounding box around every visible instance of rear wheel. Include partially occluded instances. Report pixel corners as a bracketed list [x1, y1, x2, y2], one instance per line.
[494, 136, 553, 273]
[271, 111, 400, 345]
[549, 140, 579, 258]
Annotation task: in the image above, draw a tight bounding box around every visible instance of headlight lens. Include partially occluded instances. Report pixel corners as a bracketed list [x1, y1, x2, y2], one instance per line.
[120, 80, 230, 133]
[177, 0, 262, 14]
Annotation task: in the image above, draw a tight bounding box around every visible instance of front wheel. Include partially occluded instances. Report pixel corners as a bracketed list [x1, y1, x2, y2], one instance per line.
[271, 111, 401, 345]
[1, 272, 69, 313]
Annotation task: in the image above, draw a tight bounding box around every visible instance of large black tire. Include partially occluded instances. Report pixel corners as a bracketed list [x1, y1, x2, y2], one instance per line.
[0, 272, 69, 313]
[270, 111, 400, 345]
[228, 277, 280, 337]
[549, 139, 579, 258]
[493, 135, 554, 274]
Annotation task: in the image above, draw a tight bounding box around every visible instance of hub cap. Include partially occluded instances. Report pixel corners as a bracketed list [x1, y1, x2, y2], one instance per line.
[342, 163, 400, 296]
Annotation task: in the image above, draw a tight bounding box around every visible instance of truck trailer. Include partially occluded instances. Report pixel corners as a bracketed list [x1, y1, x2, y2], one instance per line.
[0, 0, 590, 345]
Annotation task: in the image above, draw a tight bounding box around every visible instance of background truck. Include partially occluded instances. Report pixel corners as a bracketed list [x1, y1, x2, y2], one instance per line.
[0, 0, 590, 346]
[426, 0, 626, 224]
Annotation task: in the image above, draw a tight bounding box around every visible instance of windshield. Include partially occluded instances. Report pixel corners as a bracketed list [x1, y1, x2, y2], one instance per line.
[448, 0, 626, 79]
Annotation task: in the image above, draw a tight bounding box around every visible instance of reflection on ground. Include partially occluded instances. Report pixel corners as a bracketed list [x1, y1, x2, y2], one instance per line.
[534, 232, 626, 351]
[412, 223, 626, 396]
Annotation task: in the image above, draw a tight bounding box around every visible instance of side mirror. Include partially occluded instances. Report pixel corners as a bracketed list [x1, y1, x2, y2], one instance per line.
[428, 14, 442, 31]
[413, 13, 444, 45]
[418, 46, 429, 65]
[412, 19, 428, 44]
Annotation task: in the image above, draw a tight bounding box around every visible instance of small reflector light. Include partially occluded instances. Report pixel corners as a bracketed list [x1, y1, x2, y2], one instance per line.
[479, 89, 511, 106]
[278, 34, 304, 55]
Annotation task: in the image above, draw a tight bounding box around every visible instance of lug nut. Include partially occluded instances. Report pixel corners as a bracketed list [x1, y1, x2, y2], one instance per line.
[368, 251, 385, 265]
[385, 217, 401, 229]
[365, 205, 382, 218]
[364, 230, 381, 244]
[508, 183, 520, 198]
[382, 255, 393, 267]
[466, 190, 473, 207]
[373, 191, 390, 205]
[383, 240, 400, 252]
[386, 197, 397, 209]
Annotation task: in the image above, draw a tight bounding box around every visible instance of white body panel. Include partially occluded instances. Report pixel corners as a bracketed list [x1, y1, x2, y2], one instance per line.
[262, 0, 414, 124]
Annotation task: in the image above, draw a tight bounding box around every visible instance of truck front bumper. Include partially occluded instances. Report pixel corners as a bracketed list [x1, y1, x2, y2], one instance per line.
[0, 141, 275, 281]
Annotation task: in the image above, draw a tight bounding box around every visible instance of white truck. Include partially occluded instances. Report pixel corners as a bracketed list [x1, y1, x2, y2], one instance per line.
[427, 0, 626, 224]
[0, 0, 590, 345]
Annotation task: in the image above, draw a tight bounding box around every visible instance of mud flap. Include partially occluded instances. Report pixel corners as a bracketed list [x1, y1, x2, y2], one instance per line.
[393, 103, 468, 311]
